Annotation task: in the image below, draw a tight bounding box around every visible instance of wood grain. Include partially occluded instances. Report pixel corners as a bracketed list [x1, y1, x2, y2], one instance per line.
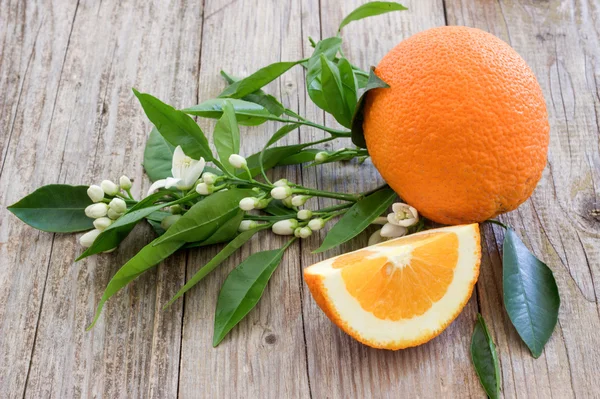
[0, 0, 598, 398]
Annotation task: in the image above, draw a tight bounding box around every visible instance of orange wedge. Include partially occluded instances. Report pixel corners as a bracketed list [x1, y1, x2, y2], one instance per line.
[304, 224, 481, 350]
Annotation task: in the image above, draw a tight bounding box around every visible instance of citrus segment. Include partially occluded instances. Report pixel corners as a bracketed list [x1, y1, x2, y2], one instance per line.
[304, 224, 481, 350]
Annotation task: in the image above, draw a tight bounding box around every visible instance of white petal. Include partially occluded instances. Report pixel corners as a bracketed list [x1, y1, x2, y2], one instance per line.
[147, 179, 167, 196]
[182, 157, 205, 187]
[397, 218, 418, 227]
[408, 205, 419, 219]
[392, 202, 405, 213]
[380, 223, 407, 238]
[387, 213, 399, 226]
[171, 146, 185, 178]
[164, 177, 182, 189]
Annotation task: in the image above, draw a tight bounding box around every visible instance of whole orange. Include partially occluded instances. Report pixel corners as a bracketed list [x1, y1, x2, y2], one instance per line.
[363, 26, 549, 225]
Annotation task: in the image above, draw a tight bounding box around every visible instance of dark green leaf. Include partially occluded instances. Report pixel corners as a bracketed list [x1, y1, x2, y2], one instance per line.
[338, 58, 359, 115]
[87, 238, 184, 329]
[146, 210, 171, 236]
[314, 188, 396, 253]
[186, 209, 245, 247]
[77, 191, 183, 260]
[503, 228, 560, 358]
[148, 219, 166, 236]
[264, 200, 295, 216]
[133, 89, 213, 161]
[166, 224, 270, 308]
[471, 314, 501, 399]
[154, 189, 254, 244]
[213, 100, 241, 174]
[182, 98, 273, 126]
[351, 67, 390, 148]
[213, 240, 293, 346]
[143, 127, 175, 182]
[338, 1, 407, 32]
[320, 54, 353, 128]
[306, 37, 343, 110]
[218, 60, 305, 99]
[220, 71, 285, 116]
[277, 149, 321, 166]
[243, 144, 305, 177]
[8, 185, 93, 233]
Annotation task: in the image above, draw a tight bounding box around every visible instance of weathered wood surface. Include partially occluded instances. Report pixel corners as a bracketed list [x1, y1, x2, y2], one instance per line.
[0, 0, 598, 398]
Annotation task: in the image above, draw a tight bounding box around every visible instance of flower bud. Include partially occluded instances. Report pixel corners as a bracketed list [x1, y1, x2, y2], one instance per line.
[196, 182, 214, 195]
[161, 214, 181, 230]
[87, 185, 104, 203]
[371, 216, 388, 225]
[272, 219, 298, 235]
[101, 180, 119, 196]
[282, 196, 294, 208]
[93, 217, 113, 231]
[291, 195, 311, 207]
[238, 220, 258, 232]
[297, 209, 313, 220]
[294, 226, 312, 238]
[228, 154, 247, 169]
[308, 218, 325, 231]
[79, 229, 101, 248]
[380, 223, 408, 238]
[273, 178, 289, 187]
[271, 185, 292, 200]
[170, 205, 183, 214]
[315, 151, 329, 163]
[239, 197, 258, 211]
[107, 208, 122, 220]
[368, 229, 386, 246]
[255, 198, 270, 209]
[119, 175, 132, 190]
[85, 203, 109, 219]
[202, 172, 217, 185]
[109, 197, 127, 214]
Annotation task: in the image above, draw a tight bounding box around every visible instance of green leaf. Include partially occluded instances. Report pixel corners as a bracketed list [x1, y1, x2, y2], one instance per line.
[133, 89, 213, 161]
[8, 185, 93, 233]
[182, 98, 273, 126]
[265, 123, 301, 148]
[147, 219, 166, 236]
[503, 228, 560, 358]
[186, 209, 245, 248]
[338, 1, 407, 32]
[165, 224, 270, 308]
[277, 149, 321, 166]
[471, 314, 501, 399]
[154, 189, 254, 244]
[87, 238, 185, 329]
[319, 54, 353, 128]
[213, 100, 241, 175]
[218, 60, 305, 99]
[243, 144, 305, 177]
[264, 200, 295, 217]
[314, 188, 396, 253]
[77, 191, 183, 260]
[338, 58, 359, 115]
[306, 37, 342, 111]
[351, 67, 390, 148]
[213, 240, 293, 346]
[143, 127, 175, 182]
[220, 71, 285, 116]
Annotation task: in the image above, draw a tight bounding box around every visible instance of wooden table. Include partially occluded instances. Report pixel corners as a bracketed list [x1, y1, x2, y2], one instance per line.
[1, 0, 598, 397]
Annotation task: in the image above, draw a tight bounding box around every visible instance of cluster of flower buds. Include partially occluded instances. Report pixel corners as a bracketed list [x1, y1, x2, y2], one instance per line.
[80, 176, 133, 249]
[369, 202, 420, 245]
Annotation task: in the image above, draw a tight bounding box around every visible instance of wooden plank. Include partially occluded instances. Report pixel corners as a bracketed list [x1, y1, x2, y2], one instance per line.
[297, 0, 485, 397]
[445, 0, 600, 397]
[0, 1, 203, 398]
[0, 1, 80, 397]
[176, 0, 311, 398]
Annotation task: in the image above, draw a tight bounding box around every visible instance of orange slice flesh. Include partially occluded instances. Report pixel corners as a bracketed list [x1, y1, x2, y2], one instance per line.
[304, 224, 481, 350]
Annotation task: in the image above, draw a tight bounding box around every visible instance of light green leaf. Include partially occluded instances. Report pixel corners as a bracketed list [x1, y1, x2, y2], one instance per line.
[338, 58, 358, 115]
[133, 89, 213, 161]
[8, 185, 93, 233]
[185, 209, 245, 248]
[314, 188, 396, 253]
[306, 37, 342, 110]
[338, 1, 407, 33]
[213, 239, 294, 346]
[320, 54, 353, 128]
[182, 98, 273, 126]
[503, 228, 560, 358]
[277, 149, 321, 166]
[166, 224, 270, 308]
[220, 71, 285, 116]
[213, 100, 241, 174]
[143, 127, 175, 182]
[471, 314, 501, 399]
[218, 60, 306, 99]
